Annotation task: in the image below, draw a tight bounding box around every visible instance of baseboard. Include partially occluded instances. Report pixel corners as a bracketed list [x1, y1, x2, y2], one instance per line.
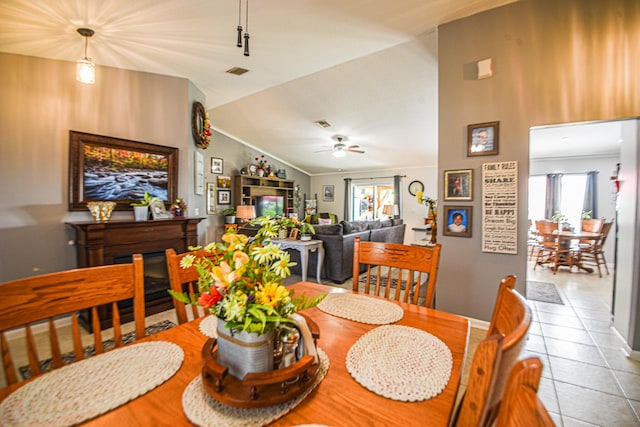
[466, 317, 490, 331]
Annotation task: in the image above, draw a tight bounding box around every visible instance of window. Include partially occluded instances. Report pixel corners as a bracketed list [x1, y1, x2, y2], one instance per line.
[351, 182, 394, 221]
[528, 173, 588, 229]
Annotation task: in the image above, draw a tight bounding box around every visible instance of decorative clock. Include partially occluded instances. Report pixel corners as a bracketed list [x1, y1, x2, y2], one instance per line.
[408, 180, 424, 196]
[191, 101, 211, 149]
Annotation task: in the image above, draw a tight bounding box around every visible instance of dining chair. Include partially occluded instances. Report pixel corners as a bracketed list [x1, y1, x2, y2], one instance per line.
[577, 220, 612, 278]
[453, 334, 504, 426]
[494, 357, 556, 426]
[580, 218, 604, 233]
[166, 248, 216, 324]
[0, 254, 145, 386]
[352, 237, 441, 308]
[453, 275, 532, 427]
[533, 220, 572, 274]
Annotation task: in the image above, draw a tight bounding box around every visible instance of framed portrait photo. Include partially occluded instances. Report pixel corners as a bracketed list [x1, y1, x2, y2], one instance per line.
[150, 200, 170, 220]
[444, 169, 473, 201]
[322, 185, 335, 202]
[211, 157, 223, 174]
[206, 182, 216, 214]
[217, 189, 231, 205]
[443, 206, 472, 237]
[467, 121, 499, 157]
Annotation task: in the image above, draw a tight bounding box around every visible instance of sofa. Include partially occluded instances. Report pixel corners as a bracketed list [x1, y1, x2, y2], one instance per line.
[289, 219, 406, 284]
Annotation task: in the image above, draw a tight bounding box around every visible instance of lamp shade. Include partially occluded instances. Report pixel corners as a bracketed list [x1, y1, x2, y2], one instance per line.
[383, 204, 399, 216]
[236, 205, 256, 220]
[76, 59, 95, 84]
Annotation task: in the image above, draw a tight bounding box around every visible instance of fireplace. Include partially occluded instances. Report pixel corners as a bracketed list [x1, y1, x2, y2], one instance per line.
[66, 217, 204, 331]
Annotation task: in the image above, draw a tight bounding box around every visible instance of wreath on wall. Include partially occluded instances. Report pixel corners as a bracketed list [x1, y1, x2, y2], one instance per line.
[191, 101, 211, 149]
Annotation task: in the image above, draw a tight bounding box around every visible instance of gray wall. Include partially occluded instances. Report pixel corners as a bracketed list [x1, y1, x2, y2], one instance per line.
[437, 0, 640, 351]
[0, 52, 204, 281]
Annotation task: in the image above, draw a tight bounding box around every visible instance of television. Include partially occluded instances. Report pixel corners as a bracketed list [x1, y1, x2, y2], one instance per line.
[256, 196, 285, 217]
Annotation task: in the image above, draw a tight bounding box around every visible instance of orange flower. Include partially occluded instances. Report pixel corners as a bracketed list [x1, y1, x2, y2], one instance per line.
[198, 288, 222, 309]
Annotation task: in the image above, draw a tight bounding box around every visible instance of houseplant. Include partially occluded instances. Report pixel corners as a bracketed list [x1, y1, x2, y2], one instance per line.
[169, 227, 325, 379]
[222, 207, 236, 224]
[130, 192, 160, 221]
[416, 190, 437, 244]
[299, 222, 316, 240]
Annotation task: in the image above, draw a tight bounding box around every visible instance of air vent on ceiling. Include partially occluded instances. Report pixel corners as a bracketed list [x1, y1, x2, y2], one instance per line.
[226, 67, 250, 75]
[315, 120, 331, 129]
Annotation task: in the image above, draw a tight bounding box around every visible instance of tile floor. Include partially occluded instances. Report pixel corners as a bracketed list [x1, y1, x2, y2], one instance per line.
[4, 261, 640, 426]
[520, 261, 640, 426]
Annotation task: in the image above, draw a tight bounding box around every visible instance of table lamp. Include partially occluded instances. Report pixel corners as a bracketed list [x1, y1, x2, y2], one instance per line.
[236, 205, 256, 226]
[382, 204, 399, 219]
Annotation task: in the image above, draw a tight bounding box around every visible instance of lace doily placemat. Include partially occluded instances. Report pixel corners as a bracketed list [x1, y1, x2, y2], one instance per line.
[182, 348, 329, 427]
[317, 293, 403, 324]
[346, 325, 452, 401]
[0, 341, 184, 427]
[199, 315, 218, 338]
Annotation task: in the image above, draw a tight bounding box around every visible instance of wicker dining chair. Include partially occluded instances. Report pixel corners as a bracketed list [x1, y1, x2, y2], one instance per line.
[494, 357, 555, 426]
[0, 254, 146, 387]
[352, 237, 442, 308]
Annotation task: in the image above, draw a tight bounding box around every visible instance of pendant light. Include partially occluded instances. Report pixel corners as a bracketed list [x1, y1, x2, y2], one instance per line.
[235, 0, 251, 57]
[76, 28, 95, 84]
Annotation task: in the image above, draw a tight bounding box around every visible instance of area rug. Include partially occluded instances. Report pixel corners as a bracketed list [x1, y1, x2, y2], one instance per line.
[18, 319, 177, 380]
[358, 274, 407, 290]
[526, 281, 564, 305]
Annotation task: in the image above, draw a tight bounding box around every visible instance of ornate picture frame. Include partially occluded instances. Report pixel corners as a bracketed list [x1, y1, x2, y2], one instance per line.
[68, 131, 178, 211]
[444, 169, 473, 201]
[443, 205, 472, 237]
[467, 121, 499, 157]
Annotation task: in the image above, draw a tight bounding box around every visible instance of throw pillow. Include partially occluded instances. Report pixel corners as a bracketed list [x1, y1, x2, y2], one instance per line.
[318, 217, 332, 225]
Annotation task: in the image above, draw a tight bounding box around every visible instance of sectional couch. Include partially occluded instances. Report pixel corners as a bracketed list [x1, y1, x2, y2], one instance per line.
[291, 219, 406, 284]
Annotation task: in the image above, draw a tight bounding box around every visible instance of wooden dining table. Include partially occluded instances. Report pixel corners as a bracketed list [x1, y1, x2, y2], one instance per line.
[0, 282, 470, 427]
[545, 230, 602, 273]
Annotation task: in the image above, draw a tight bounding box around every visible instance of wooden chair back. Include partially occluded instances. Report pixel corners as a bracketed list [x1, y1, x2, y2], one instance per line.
[534, 220, 558, 243]
[352, 237, 441, 308]
[581, 218, 604, 233]
[484, 275, 533, 425]
[453, 335, 504, 426]
[599, 221, 613, 246]
[495, 357, 555, 427]
[166, 248, 216, 324]
[0, 254, 145, 386]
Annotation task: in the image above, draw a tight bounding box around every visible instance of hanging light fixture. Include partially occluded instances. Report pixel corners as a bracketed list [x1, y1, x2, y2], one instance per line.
[76, 28, 95, 84]
[235, 0, 251, 56]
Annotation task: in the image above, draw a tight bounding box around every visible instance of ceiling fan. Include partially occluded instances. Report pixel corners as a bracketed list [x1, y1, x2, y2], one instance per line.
[315, 135, 365, 157]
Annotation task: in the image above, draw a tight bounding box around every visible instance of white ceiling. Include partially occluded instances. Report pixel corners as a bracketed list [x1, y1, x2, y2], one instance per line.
[4, 0, 615, 176]
[530, 121, 623, 160]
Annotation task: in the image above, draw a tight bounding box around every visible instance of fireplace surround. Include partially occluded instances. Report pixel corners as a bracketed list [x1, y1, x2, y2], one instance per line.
[66, 217, 203, 331]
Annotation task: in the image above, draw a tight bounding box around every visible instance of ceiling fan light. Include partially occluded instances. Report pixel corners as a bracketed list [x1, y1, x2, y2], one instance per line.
[333, 149, 346, 158]
[76, 58, 95, 84]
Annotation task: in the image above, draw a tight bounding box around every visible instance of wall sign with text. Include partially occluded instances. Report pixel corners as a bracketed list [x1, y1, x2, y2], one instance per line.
[482, 161, 518, 254]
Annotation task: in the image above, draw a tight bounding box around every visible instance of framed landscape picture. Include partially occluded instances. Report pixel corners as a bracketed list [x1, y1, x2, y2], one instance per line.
[467, 121, 499, 157]
[68, 131, 178, 211]
[444, 169, 473, 201]
[443, 206, 472, 237]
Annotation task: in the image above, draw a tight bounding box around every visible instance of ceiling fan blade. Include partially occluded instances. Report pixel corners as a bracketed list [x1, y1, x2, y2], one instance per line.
[347, 148, 365, 154]
[346, 144, 360, 149]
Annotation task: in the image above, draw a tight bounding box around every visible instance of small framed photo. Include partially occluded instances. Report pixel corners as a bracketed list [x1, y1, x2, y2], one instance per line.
[443, 206, 472, 237]
[211, 157, 223, 174]
[217, 175, 231, 188]
[444, 169, 473, 201]
[322, 185, 335, 202]
[217, 189, 231, 205]
[150, 200, 170, 220]
[467, 121, 499, 156]
[206, 182, 216, 214]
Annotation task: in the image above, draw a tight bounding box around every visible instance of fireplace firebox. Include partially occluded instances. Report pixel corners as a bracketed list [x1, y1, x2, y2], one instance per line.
[66, 217, 204, 331]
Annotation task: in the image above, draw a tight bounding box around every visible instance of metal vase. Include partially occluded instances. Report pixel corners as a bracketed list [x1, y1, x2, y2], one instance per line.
[216, 320, 274, 380]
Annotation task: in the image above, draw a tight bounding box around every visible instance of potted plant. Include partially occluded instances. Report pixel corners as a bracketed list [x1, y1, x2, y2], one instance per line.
[299, 222, 315, 240]
[130, 192, 160, 221]
[223, 207, 236, 224]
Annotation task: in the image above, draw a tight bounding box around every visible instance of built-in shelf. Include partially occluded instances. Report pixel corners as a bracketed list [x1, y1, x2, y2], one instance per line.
[235, 175, 295, 215]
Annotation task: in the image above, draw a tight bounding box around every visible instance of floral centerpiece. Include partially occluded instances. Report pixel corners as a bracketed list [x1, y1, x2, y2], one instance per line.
[255, 155, 269, 176]
[169, 227, 324, 335]
[416, 190, 437, 244]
